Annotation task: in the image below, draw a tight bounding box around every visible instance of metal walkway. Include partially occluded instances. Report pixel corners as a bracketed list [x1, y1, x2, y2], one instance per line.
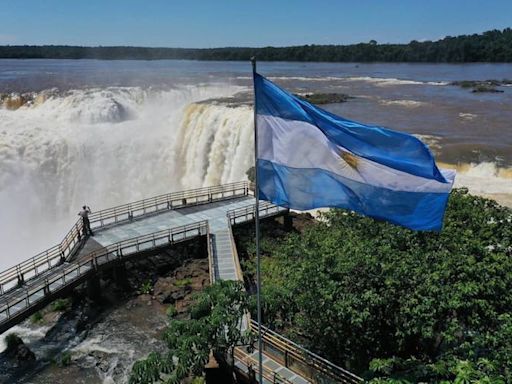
[0, 181, 362, 384]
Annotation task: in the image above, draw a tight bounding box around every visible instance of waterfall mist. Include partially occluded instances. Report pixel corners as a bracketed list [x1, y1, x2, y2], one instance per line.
[0, 84, 252, 270]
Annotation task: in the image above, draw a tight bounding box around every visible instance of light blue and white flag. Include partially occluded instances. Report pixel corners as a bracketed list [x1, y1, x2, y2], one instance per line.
[254, 73, 455, 231]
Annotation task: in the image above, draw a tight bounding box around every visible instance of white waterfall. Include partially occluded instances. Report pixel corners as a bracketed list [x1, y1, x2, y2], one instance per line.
[0, 85, 252, 269]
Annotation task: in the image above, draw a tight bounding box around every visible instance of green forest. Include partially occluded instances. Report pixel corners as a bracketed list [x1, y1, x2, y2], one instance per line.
[1, 28, 511, 62]
[235, 189, 512, 383]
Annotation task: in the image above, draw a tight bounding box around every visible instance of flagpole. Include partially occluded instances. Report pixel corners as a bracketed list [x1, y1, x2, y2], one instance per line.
[251, 56, 263, 384]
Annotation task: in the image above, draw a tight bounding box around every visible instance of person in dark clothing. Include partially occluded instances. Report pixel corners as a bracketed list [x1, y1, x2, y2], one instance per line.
[78, 205, 94, 236]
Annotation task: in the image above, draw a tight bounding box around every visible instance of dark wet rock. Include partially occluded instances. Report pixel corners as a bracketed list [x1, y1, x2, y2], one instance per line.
[15, 344, 36, 362]
[295, 92, 354, 104]
[451, 79, 508, 93]
[153, 259, 209, 305]
[2, 334, 36, 362]
[472, 86, 504, 93]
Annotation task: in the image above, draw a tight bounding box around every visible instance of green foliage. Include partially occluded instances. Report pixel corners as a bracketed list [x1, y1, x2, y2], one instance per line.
[59, 351, 72, 367]
[0, 28, 511, 62]
[4, 333, 22, 351]
[295, 93, 353, 104]
[174, 278, 192, 287]
[51, 298, 70, 312]
[30, 311, 43, 324]
[139, 280, 153, 295]
[166, 305, 177, 319]
[191, 377, 205, 384]
[239, 189, 512, 383]
[246, 167, 255, 183]
[130, 280, 255, 384]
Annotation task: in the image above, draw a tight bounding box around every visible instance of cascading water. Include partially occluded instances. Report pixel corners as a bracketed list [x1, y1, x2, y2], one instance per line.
[174, 103, 253, 188]
[0, 84, 252, 270]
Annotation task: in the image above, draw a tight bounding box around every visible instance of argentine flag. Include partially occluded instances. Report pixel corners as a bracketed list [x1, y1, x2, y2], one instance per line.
[254, 73, 455, 231]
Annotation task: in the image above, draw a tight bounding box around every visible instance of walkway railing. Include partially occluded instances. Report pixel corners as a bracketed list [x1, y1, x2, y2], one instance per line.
[90, 181, 249, 229]
[0, 181, 249, 296]
[227, 200, 288, 226]
[250, 320, 363, 384]
[0, 220, 84, 295]
[0, 221, 208, 331]
[234, 347, 294, 384]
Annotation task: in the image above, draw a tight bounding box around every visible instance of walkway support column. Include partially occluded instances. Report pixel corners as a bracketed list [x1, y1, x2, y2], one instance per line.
[87, 276, 102, 301]
[284, 213, 293, 231]
[113, 263, 129, 290]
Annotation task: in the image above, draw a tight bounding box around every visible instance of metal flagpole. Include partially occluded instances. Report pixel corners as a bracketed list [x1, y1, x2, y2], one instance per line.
[250, 57, 263, 384]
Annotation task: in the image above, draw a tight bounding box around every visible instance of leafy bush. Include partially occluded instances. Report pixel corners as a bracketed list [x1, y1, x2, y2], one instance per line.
[130, 281, 254, 384]
[59, 351, 72, 367]
[174, 278, 192, 287]
[191, 377, 205, 384]
[139, 281, 152, 295]
[51, 298, 70, 312]
[30, 311, 43, 324]
[166, 305, 177, 319]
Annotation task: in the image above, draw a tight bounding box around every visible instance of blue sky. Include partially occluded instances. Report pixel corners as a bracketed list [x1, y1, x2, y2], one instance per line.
[0, 0, 510, 47]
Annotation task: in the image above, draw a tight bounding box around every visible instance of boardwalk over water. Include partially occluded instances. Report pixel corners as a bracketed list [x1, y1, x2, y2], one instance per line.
[0, 182, 362, 384]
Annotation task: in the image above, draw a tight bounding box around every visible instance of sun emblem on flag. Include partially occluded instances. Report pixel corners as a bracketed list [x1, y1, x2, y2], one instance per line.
[339, 150, 359, 171]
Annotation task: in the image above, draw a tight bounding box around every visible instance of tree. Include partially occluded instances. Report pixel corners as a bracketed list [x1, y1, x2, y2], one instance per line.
[1, 28, 511, 62]
[129, 280, 254, 384]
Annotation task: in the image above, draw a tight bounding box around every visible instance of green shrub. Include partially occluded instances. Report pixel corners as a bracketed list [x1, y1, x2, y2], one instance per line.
[130, 281, 253, 383]
[174, 278, 192, 287]
[139, 280, 153, 295]
[166, 305, 177, 319]
[31, 311, 43, 324]
[59, 351, 72, 367]
[191, 377, 205, 384]
[51, 298, 70, 312]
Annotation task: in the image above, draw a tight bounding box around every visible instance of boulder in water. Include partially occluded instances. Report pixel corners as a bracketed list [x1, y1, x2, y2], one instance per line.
[2, 333, 36, 362]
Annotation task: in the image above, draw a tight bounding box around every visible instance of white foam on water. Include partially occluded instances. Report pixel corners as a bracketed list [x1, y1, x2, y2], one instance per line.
[0, 324, 50, 352]
[459, 112, 478, 120]
[236, 75, 343, 82]
[342, 76, 448, 86]
[413, 134, 443, 152]
[237, 75, 449, 86]
[71, 335, 124, 355]
[379, 99, 427, 107]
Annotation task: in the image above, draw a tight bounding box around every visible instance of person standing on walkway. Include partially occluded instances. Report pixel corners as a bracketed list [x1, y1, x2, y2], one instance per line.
[78, 205, 94, 236]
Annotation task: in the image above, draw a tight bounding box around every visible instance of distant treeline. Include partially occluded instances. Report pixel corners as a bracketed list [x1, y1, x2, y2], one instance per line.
[1, 28, 511, 62]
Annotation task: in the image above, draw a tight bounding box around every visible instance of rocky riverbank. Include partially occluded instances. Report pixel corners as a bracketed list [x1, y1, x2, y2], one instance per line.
[0, 243, 210, 384]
